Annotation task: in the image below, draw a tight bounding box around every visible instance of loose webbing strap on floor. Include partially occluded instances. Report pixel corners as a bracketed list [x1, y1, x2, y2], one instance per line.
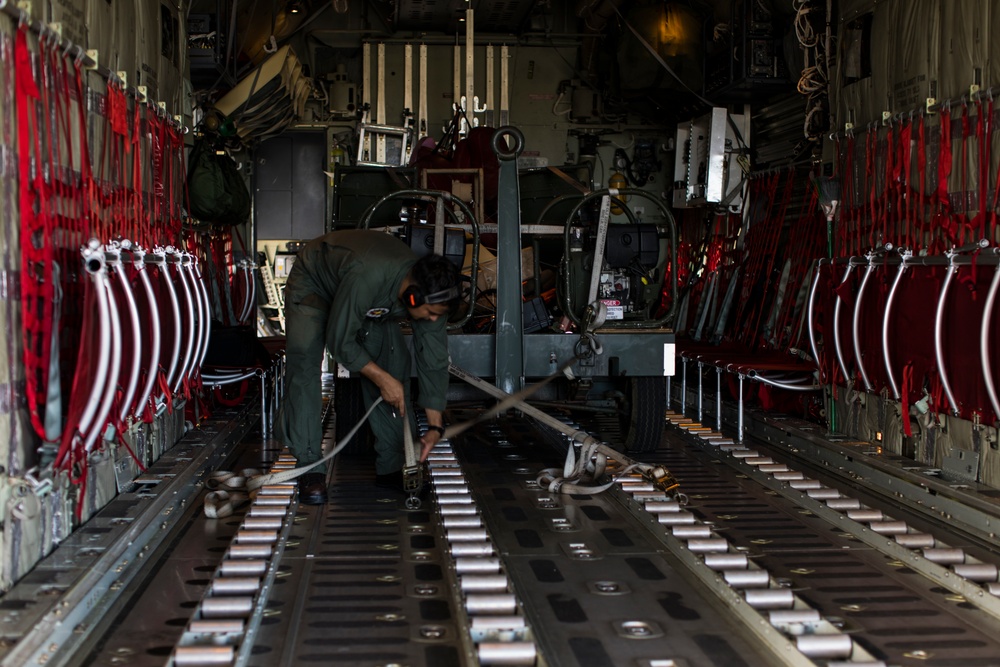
[203, 468, 262, 519]
[447, 363, 680, 498]
[203, 489, 250, 519]
[203, 398, 384, 517]
[247, 397, 384, 490]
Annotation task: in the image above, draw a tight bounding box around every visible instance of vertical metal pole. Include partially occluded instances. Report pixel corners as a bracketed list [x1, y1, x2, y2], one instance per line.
[418, 44, 428, 136]
[362, 43, 371, 108]
[271, 362, 280, 431]
[680, 357, 687, 415]
[666, 374, 672, 411]
[453, 45, 463, 133]
[485, 45, 495, 126]
[737, 374, 745, 444]
[697, 361, 703, 424]
[260, 372, 268, 439]
[276, 355, 284, 404]
[362, 42, 371, 161]
[499, 45, 509, 126]
[494, 128, 524, 395]
[376, 43, 387, 163]
[716, 367, 722, 431]
[404, 44, 413, 116]
[465, 8, 475, 127]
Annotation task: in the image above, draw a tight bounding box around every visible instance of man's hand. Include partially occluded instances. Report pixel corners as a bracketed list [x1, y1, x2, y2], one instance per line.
[419, 430, 440, 461]
[419, 409, 446, 462]
[378, 377, 406, 416]
[360, 361, 406, 416]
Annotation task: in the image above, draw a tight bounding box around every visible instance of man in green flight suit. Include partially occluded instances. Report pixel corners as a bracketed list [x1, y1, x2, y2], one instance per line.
[277, 229, 461, 504]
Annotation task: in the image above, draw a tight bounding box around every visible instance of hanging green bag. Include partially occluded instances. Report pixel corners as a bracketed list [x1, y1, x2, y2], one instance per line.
[187, 139, 251, 226]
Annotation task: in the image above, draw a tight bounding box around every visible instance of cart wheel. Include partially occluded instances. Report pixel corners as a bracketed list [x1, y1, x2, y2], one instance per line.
[334, 377, 373, 456]
[619, 377, 665, 453]
[469, 288, 498, 333]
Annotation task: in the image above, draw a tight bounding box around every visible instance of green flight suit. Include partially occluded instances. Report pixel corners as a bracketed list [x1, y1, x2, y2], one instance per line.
[277, 230, 449, 474]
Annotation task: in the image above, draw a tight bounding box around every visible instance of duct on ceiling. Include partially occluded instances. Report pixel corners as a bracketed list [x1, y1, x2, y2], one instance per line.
[213, 45, 313, 142]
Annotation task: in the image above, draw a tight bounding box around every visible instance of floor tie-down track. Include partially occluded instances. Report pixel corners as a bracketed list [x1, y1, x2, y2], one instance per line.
[243, 419, 777, 667]
[17, 345, 1000, 667]
[13, 384, 1000, 666]
[250, 408, 1000, 667]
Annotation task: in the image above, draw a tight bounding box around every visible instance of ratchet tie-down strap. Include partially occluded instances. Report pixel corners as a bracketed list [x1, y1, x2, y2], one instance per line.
[445, 360, 681, 499]
[205, 353, 682, 516]
[401, 421, 424, 510]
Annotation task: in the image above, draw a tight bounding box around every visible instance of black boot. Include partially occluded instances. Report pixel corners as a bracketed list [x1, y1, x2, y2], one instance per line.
[298, 472, 328, 505]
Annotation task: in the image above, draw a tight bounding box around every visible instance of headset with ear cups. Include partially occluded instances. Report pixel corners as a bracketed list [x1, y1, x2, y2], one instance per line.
[401, 283, 461, 308]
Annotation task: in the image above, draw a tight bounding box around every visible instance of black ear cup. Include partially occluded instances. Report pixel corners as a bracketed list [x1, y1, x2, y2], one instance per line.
[401, 285, 425, 307]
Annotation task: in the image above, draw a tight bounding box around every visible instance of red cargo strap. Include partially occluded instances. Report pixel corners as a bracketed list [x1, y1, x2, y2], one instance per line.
[937, 105, 952, 208]
[959, 104, 971, 246]
[16, 27, 60, 441]
[883, 125, 894, 247]
[841, 133, 855, 257]
[991, 99, 1000, 238]
[158, 370, 174, 415]
[899, 119, 913, 249]
[864, 128, 877, 249]
[72, 58, 96, 241]
[901, 362, 914, 437]
[930, 371, 947, 419]
[915, 113, 927, 250]
[975, 96, 992, 240]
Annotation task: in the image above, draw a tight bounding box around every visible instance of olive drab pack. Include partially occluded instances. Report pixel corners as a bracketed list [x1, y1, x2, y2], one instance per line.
[186, 139, 251, 226]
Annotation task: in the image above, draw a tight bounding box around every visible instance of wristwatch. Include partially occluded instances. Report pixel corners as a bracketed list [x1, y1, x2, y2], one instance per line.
[425, 425, 445, 436]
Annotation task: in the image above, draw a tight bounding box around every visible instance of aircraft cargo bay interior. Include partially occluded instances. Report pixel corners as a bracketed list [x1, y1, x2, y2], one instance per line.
[1, 1, 999, 666]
